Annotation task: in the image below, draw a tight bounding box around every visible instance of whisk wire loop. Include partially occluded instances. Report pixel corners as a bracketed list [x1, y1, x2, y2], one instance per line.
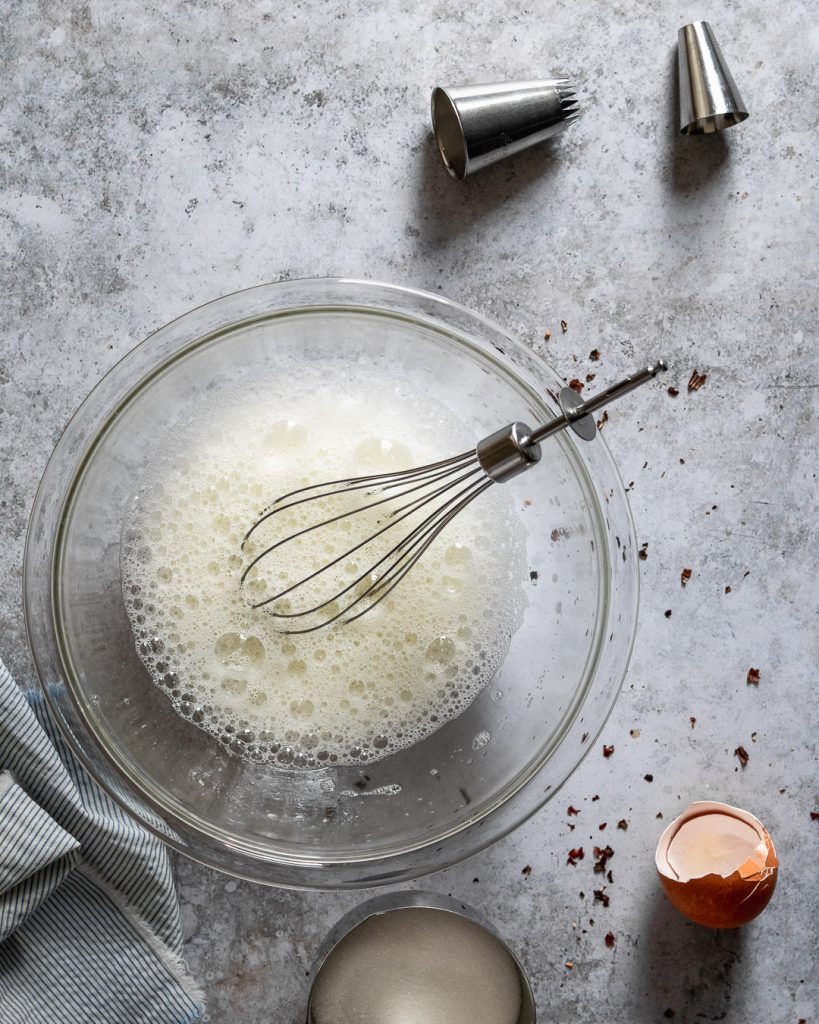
[240, 454, 480, 597]
[239, 450, 490, 632]
[265, 475, 493, 634]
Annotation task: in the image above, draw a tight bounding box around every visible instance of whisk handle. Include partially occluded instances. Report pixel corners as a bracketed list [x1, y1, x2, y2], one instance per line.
[526, 359, 667, 446]
[476, 360, 666, 483]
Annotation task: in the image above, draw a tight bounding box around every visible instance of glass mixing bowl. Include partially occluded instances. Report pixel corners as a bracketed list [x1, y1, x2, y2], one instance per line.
[24, 278, 639, 888]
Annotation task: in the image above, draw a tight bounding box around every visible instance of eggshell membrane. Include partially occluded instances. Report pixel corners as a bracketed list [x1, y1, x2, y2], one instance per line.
[655, 800, 778, 928]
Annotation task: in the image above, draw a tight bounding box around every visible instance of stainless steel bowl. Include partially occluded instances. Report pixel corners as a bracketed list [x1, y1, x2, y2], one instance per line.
[306, 891, 536, 1023]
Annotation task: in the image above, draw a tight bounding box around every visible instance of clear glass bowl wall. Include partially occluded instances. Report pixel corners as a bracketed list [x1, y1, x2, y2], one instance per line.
[24, 279, 639, 888]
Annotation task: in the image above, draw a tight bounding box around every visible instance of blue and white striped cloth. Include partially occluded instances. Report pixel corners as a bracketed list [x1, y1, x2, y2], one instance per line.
[0, 658, 204, 1023]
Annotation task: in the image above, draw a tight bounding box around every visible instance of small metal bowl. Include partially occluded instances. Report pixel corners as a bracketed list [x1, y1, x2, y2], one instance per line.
[306, 891, 536, 1023]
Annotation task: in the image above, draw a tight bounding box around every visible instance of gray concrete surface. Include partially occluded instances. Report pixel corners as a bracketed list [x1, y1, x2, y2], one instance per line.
[1, 2, 816, 1022]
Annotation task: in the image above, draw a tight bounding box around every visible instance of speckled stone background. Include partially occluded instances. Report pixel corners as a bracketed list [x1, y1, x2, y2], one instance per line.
[1, 2, 817, 1022]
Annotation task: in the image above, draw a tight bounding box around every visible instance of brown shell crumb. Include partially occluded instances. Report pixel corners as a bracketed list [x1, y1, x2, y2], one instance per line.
[603, 744, 615, 758]
[688, 369, 707, 392]
[735, 745, 749, 767]
[667, 386, 679, 397]
[617, 819, 628, 830]
[543, 329, 552, 340]
[567, 805, 580, 816]
[568, 378, 584, 393]
[561, 319, 568, 333]
[605, 931, 616, 948]
[589, 348, 600, 360]
[521, 864, 532, 877]
[567, 847, 585, 866]
[597, 410, 608, 431]
[747, 667, 761, 685]
[680, 567, 692, 586]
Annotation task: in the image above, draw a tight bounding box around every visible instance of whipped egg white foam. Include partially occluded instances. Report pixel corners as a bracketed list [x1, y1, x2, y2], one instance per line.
[121, 372, 525, 767]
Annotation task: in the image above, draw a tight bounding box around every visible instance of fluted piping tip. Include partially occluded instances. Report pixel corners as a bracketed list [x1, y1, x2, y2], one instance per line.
[431, 78, 580, 179]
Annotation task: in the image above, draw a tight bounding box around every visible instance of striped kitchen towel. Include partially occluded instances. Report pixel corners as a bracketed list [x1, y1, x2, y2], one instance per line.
[0, 657, 204, 1023]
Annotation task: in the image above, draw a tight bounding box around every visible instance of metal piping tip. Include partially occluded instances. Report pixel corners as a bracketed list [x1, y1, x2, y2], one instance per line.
[431, 78, 580, 180]
[678, 21, 749, 135]
[557, 84, 581, 124]
[556, 81, 579, 104]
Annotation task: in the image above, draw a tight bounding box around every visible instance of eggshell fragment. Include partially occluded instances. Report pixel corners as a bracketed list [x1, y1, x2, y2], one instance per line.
[655, 800, 778, 928]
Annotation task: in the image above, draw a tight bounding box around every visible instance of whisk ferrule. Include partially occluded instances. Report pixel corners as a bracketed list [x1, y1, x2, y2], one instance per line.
[476, 421, 542, 482]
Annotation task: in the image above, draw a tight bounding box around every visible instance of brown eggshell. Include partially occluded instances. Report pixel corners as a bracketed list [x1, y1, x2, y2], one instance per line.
[655, 800, 778, 928]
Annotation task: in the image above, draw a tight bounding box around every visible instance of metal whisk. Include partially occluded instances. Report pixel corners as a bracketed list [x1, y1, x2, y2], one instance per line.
[241, 360, 666, 633]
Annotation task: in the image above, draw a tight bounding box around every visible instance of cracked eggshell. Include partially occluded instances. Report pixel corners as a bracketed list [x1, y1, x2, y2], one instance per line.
[655, 800, 778, 928]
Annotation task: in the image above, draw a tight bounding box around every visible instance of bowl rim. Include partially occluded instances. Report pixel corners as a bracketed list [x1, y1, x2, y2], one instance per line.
[24, 276, 640, 888]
